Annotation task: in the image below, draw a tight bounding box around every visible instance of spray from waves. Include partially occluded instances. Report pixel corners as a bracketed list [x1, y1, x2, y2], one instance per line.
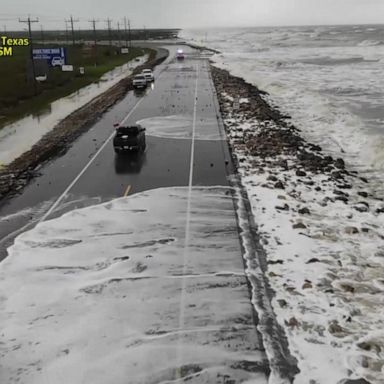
[358, 40, 384, 47]
[180, 26, 384, 196]
[300, 56, 367, 66]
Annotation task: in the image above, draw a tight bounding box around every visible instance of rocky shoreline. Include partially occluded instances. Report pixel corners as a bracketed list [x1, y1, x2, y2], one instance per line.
[0, 49, 167, 202]
[211, 64, 384, 383]
[212, 66, 373, 192]
[211, 65, 384, 219]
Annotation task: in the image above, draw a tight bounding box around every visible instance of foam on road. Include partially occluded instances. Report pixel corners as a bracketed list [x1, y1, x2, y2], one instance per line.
[0, 186, 268, 384]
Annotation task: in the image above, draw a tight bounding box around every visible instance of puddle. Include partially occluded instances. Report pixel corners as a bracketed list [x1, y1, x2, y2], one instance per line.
[0, 55, 148, 166]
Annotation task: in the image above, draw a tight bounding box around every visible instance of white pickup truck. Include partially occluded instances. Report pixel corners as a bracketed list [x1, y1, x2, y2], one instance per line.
[132, 74, 147, 89]
[141, 69, 154, 83]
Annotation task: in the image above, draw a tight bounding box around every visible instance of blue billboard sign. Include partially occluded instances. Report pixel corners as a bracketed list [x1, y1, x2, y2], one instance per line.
[32, 47, 67, 67]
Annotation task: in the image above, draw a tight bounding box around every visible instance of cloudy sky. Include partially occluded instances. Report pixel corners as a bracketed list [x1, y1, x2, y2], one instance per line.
[2, 0, 384, 30]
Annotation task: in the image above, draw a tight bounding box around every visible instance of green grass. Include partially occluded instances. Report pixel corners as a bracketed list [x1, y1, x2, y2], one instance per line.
[0, 45, 150, 128]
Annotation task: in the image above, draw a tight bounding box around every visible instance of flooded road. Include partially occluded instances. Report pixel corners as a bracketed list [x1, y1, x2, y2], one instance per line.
[0, 54, 148, 166]
[0, 187, 270, 384]
[0, 46, 233, 258]
[0, 45, 276, 383]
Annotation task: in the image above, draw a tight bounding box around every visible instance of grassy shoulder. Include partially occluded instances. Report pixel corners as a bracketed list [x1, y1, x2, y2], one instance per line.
[0, 45, 151, 129]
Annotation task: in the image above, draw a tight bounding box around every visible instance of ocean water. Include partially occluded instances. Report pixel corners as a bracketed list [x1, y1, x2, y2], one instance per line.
[180, 25, 384, 194]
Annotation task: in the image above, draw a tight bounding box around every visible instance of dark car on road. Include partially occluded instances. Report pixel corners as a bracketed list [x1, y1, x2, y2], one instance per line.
[113, 125, 146, 154]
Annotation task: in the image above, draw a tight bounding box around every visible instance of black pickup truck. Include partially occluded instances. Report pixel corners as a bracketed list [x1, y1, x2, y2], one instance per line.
[113, 125, 146, 153]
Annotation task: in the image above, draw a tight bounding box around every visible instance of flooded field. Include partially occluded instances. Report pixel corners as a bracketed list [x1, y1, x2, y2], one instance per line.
[0, 55, 148, 166]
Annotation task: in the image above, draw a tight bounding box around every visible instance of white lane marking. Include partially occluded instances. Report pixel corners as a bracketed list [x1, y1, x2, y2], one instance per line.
[177, 60, 199, 376]
[39, 97, 145, 223]
[39, 60, 175, 223]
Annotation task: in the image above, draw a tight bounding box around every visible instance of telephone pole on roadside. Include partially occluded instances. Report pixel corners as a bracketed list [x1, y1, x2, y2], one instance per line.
[123, 17, 128, 48]
[19, 16, 39, 95]
[65, 22, 69, 44]
[128, 19, 132, 48]
[105, 18, 112, 47]
[65, 15, 79, 46]
[117, 21, 121, 48]
[40, 25, 45, 43]
[89, 19, 99, 65]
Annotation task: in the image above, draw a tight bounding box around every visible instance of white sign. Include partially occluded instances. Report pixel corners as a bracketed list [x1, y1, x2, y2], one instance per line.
[79, 67, 85, 75]
[121, 48, 129, 54]
[35, 74, 47, 82]
[61, 65, 74, 72]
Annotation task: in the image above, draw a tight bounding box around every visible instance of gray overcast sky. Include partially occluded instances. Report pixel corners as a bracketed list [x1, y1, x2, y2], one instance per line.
[2, 0, 384, 30]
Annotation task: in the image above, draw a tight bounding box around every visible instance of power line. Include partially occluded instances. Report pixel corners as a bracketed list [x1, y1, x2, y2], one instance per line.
[19, 16, 39, 95]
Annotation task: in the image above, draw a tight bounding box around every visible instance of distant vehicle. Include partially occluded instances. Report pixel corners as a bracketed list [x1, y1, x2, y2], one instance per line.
[176, 49, 185, 61]
[113, 125, 146, 153]
[141, 69, 154, 82]
[51, 57, 65, 67]
[132, 74, 147, 89]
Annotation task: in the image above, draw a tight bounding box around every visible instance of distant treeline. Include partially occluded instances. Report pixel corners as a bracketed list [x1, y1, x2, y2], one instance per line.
[6, 29, 180, 43]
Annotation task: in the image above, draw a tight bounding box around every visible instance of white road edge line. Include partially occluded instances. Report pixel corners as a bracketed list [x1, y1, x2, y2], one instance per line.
[177, 60, 199, 375]
[1, 52, 172, 244]
[39, 54, 177, 223]
[39, 95, 145, 223]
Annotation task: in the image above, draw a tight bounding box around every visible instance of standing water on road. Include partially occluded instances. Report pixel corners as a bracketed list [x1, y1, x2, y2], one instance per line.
[180, 25, 384, 194]
[0, 54, 148, 166]
[0, 187, 270, 384]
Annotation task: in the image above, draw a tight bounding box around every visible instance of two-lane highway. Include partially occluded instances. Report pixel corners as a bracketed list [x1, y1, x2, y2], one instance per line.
[0, 45, 273, 383]
[0, 46, 232, 258]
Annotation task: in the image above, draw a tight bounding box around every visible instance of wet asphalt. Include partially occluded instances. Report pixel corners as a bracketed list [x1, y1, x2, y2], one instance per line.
[0, 45, 275, 383]
[0, 46, 233, 261]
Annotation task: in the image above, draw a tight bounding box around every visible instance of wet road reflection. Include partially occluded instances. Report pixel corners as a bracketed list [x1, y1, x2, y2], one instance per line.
[114, 151, 147, 174]
[0, 55, 149, 165]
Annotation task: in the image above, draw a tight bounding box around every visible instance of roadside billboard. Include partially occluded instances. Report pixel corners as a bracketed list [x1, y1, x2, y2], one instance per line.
[32, 48, 67, 67]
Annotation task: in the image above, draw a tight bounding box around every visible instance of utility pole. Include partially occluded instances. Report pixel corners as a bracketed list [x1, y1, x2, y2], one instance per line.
[128, 19, 131, 48]
[19, 16, 39, 95]
[117, 22, 121, 48]
[65, 15, 79, 46]
[143, 25, 146, 41]
[65, 21, 69, 44]
[123, 17, 128, 48]
[105, 18, 112, 47]
[89, 19, 99, 65]
[40, 25, 44, 43]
